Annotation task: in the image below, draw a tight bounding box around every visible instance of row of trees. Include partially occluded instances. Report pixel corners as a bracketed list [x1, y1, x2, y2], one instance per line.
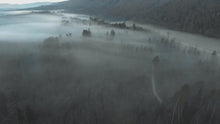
[63, 0, 219, 38]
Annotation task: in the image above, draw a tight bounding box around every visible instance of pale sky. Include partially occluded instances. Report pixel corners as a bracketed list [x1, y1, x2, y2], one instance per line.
[0, 0, 66, 4]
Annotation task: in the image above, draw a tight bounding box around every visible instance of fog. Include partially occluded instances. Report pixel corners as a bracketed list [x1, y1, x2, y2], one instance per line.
[0, 10, 219, 124]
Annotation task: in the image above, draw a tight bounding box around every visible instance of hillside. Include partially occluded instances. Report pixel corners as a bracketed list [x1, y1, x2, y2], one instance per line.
[145, 0, 220, 38]
[33, 0, 220, 38]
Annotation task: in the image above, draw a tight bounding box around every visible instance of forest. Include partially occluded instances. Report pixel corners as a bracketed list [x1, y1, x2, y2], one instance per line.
[0, 0, 219, 124]
[36, 0, 220, 38]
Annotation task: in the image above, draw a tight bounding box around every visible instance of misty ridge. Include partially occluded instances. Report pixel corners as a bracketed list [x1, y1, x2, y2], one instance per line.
[0, 0, 220, 124]
[35, 0, 220, 38]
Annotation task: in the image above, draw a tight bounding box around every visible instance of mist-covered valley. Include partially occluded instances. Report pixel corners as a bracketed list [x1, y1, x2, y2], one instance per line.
[0, 10, 220, 124]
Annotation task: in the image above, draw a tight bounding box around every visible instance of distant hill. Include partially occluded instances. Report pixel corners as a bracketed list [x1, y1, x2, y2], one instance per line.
[33, 0, 220, 38]
[145, 0, 220, 38]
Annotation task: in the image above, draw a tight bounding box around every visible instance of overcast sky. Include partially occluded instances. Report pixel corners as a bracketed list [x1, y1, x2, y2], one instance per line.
[0, 0, 66, 4]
